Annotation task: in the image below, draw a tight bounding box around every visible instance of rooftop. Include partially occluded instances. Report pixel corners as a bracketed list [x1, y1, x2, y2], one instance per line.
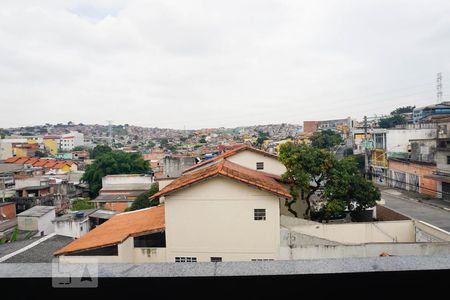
[182, 145, 278, 174]
[0, 234, 73, 263]
[54, 205, 165, 256]
[17, 206, 55, 218]
[151, 160, 292, 200]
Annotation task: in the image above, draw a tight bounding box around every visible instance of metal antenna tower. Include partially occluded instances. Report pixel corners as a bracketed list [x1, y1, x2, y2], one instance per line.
[437, 72, 443, 103]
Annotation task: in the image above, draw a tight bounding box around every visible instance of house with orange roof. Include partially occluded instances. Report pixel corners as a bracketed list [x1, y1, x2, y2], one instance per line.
[55, 160, 293, 263]
[55, 205, 166, 263]
[182, 145, 287, 178]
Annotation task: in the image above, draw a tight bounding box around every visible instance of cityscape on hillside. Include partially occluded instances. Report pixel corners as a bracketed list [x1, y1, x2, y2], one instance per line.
[1, 0, 449, 294]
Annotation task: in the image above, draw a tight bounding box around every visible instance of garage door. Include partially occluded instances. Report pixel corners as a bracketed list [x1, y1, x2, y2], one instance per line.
[442, 182, 450, 200]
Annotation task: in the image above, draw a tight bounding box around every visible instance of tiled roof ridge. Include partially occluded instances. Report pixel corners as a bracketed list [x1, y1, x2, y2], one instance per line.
[150, 159, 291, 200]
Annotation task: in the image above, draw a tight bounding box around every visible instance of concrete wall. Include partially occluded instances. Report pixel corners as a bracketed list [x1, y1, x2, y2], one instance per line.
[37, 210, 56, 236]
[157, 179, 175, 190]
[227, 150, 286, 176]
[102, 175, 153, 187]
[133, 247, 166, 263]
[54, 219, 90, 238]
[281, 242, 450, 260]
[59, 236, 166, 263]
[17, 216, 39, 232]
[164, 176, 281, 262]
[0, 141, 13, 160]
[163, 157, 197, 177]
[286, 221, 416, 244]
[414, 220, 450, 242]
[386, 128, 436, 153]
[436, 151, 450, 172]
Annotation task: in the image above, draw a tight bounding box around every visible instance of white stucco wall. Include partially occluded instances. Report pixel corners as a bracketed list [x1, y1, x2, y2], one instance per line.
[58, 236, 166, 263]
[54, 218, 90, 238]
[286, 220, 415, 244]
[226, 150, 286, 176]
[164, 176, 282, 262]
[386, 129, 436, 153]
[0, 141, 13, 160]
[37, 210, 56, 236]
[279, 242, 450, 260]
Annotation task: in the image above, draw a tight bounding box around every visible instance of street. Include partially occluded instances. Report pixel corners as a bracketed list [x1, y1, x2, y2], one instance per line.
[381, 189, 450, 232]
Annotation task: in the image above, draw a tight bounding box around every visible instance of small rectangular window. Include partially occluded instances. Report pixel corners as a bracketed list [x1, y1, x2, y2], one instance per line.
[447, 156, 450, 164]
[254, 209, 266, 220]
[175, 257, 197, 263]
[256, 162, 264, 170]
[251, 259, 274, 261]
[211, 257, 222, 262]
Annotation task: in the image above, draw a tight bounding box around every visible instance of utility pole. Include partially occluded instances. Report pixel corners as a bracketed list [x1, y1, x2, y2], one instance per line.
[437, 72, 443, 103]
[364, 115, 369, 179]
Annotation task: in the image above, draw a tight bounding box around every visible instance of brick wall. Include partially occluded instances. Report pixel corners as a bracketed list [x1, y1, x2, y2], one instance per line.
[0, 202, 16, 220]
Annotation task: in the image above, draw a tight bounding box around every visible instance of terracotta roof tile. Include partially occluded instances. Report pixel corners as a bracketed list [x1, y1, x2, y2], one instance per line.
[182, 145, 278, 174]
[54, 205, 165, 256]
[4, 157, 21, 163]
[151, 160, 291, 200]
[15, 157, 31, 164]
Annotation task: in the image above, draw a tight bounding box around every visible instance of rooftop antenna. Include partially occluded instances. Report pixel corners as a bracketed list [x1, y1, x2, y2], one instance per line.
[107, 120, 113, 147]
[437, 72, 443, 103]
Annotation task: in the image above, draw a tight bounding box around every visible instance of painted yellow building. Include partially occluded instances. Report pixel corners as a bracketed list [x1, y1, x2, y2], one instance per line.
[14, 147, 28, 158]
[43, 138, 59, 155]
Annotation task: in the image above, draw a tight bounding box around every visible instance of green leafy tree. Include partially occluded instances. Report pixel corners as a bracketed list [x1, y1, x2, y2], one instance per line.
[279, 143, 380, 220]
[278, 142, 335, 218]
[147, 141, 156, 148]
[323, 157, 380, 213]
[81, 151, 151, 197]
[310, 129, 342, 149]
[126, 183, 160, 211]
[34, 150, 46, 157]
[255, 131, 269, 148]
[312, 199, 346, 222]
[391, 106, 415, 115]
[71, 198, 95, 210]
[378, 114, 406, 128]
[199, 138, 207, 144]
[72, 146, 87, 151]
[89, 145, 112, 159]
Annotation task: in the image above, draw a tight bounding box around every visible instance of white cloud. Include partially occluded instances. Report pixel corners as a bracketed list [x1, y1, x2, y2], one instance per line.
[1, 0, 450, 129]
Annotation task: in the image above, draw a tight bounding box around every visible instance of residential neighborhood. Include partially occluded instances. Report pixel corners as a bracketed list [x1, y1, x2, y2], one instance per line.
[1, 0, 450, 295]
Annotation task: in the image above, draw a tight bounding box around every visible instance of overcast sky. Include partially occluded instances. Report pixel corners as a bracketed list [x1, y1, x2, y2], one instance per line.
[1, 0, 450, 129]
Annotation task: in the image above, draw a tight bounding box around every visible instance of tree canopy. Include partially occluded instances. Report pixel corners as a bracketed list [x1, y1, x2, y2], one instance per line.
[278, 142, 335, 217]
[391, 106, 415, 115]
[71, 198, 95, 210]
[378, 105, 415, 129]
[378, 114, 406, 129]
[255, 131, 269, 148]
[310, 129, 342, 149]
[278, 142, 380, 220]
[81, 151, 151, 197]
[89, 145, 112, 159]
[126, 183, 160, 211]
